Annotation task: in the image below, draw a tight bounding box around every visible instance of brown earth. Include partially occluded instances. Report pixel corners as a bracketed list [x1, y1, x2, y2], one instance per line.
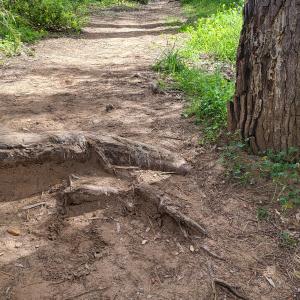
[0, 0, 299, 299]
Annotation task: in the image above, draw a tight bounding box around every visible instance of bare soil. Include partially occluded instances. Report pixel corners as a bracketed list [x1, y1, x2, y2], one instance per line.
[0, 1, 299, 299]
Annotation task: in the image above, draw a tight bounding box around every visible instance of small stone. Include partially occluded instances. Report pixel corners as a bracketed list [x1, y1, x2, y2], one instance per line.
[15, 242, 23, 248]
[105, 104, 115, 112]
[7, 228, 21, 236]
[142, 240, 148, 245]
[189, 245, 195, 252]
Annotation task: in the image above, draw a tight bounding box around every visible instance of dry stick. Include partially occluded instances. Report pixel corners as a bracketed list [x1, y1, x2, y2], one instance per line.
[211, 280, 217, 300]
[22, 202, 46, 210]
[199, 245, 225, 261]
[65, 287, 109, 300]
[214, 279, 248, 300]
[113, 165, 140, 170]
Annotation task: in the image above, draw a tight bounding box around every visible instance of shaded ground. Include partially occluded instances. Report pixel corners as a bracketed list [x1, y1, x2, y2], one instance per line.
[0, 0, 298, 299]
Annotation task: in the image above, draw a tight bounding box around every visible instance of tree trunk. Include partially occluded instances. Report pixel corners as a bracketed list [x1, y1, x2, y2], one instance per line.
[228, 0, 300, 153]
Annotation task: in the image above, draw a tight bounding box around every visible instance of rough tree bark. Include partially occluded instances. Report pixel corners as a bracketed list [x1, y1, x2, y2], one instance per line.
[228, 0, 300, 153]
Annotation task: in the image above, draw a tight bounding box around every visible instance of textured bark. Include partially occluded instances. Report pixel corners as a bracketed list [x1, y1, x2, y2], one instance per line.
[0, 131, 190, 174]
[229, 0, 300, 152]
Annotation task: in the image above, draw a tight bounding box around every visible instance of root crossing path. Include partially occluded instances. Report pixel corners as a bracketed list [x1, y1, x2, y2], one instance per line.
[0, 1, 295, 299]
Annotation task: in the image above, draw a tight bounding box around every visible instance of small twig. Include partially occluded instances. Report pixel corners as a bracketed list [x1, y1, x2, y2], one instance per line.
[113, 165, 140, 170]
[158, 171, 177, 175]
[159, 135, 183, 141]
[22, 202, 46, 210]
[155, 267, 162, 284]
[214, 279, 248, 300]
[199, 245, 225, 261]
[271, 183, 278, 203]
[211, 280, 217, 300]
[65, 287, 109, 300]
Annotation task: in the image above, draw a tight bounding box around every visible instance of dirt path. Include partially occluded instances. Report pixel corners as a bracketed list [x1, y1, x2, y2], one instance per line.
[0, 1, 297, 299]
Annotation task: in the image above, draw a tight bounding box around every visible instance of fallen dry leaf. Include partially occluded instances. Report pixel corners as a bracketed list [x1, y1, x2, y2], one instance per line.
[7, 228, 21, 236]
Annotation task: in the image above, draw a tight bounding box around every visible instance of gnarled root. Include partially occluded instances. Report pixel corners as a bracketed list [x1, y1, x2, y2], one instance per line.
[134, 183, 207, 236]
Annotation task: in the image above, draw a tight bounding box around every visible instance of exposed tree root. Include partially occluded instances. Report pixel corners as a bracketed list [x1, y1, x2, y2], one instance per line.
[134, 183, 207, 236]
[0, 131, 190, 175]
[89, 134, 191, 175]
[62, 176, 132, 207]
[213, 279, 249, 300]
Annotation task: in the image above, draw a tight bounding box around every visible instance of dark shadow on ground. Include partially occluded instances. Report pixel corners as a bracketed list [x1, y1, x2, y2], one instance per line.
[81, 27, 179, 40]
[86, 21, 183, 29]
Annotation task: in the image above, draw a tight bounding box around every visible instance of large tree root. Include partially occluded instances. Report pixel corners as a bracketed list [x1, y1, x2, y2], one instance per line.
[62, 176, 132, 206]
[0, 131, 190, 175]
[134, 183, 207, 236]
[59, 179, 207, 236]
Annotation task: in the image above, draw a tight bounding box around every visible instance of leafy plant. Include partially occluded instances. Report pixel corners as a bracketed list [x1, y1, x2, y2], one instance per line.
[155, 50, 234, 141]
[153, 49, 185, 74]
[257, 207, 269, 220]
[279, 231, 298, 249]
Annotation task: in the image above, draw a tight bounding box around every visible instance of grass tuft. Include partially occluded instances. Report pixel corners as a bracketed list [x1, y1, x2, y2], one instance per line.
[154, 49, 234, 142]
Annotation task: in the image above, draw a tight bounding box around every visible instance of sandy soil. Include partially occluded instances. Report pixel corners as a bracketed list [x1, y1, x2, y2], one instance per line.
[0, 1, 299, 299]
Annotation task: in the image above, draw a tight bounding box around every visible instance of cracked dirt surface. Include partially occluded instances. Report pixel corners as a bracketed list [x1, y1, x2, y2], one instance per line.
[0, 1, 299, 299]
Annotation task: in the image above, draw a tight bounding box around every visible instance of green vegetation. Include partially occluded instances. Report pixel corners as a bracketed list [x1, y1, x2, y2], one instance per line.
[181, 0, 243, 21]
[223, 142, 300, 211]
[184, 7, 242, 62]
[154, 51, 234, 142]
[154, 0, 243, 141]
[0, 0, 141, 57]
[279, 231, 298, 249]
[0, 0, 89, 56]
[257, 207, 269, 221]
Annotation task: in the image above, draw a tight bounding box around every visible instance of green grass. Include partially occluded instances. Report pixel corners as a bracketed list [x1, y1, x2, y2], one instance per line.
[154, 1, 242, 141]
[184, 6, 243, 62]
[223, 142, 300, 210]
[154, 51, 235, 142]
[181, 0, 243, 22]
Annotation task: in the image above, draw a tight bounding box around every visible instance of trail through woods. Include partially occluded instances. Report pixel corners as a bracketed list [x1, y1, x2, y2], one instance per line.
[0, 1, 297, 299]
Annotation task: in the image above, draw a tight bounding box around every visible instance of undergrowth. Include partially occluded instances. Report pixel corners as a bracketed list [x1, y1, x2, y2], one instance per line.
[181, 0, 243, 21]
[154, 0, 242, 141]
[154, 51, 234, 142]
[184, 6, 242, 62]
[223, 142, 300, 211]
[154, 1, 300, 250]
